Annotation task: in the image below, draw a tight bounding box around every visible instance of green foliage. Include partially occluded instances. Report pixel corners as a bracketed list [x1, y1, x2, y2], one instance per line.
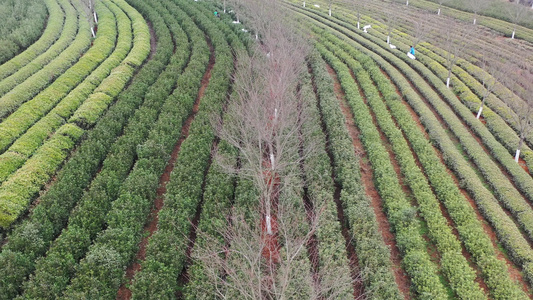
[0, 0, 48, 65]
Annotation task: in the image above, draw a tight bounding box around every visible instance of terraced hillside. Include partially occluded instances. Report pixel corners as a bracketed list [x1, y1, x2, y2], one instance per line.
[0, 0, 532, 299]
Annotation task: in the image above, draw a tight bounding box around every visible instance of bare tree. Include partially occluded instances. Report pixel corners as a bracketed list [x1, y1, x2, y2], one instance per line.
[435, 18, 473, 88]
[475, 51, 506, 119]
[436, 0, 449, 15]
[80, 0, 96, 37]
[342, 0, 368, 30]
[191, 196, 357, 299]
[410, 11, 433, 47]
[505, 0, 527, 39]
[467, 0, 489, 25]
[500, 63, 533, 162]
[381, 2, 399, 45]
[194, 0, 356, 297]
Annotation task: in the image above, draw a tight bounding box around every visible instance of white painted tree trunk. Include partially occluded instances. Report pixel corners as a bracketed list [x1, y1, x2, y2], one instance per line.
[303, 1, 305, 7]
[94, 12, 98, 24]
[256, 33, 258, 40]
[515, 149, 521, 162]
[387, 35, 390, 44]
[329, 8, 332, 16]
[406, 0, 409, 6]
[446, 77, 451, 88]
[357, 21, 360, 30]
[473, 18, 476, 25]
[476, 106, 483, 119]
[266, 215, 273, 235]
[90, 27, 96, 38]
[512, 29, 516, 39]
[438, 8, 441, 15]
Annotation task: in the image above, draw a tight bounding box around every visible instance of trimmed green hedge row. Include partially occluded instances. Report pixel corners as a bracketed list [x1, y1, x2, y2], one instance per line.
[402, 0, 533, 43]
[17, 2, 169, 299]
[0, 0, 172, 298]
[317, 43, 448, 299]
[292, 2, 533, 273]
[296, 0, 533, 176]
[183, 139, 238, 299]
[299, 66, 353, 298]
[360, 18, 533, 175]
[0, 0, 48, 66]
[296, 9, 533, 295]
[64, 0, 233, 297]
[0, 0, 78, 99]
[129, 1, 239, 297]
[309, 53, 404, 299]
[0, 0, 109, 228]
[0, 0, 151, 229]
[0, 0, 91, 121]
[319, 33, 487, 299]
[0, 0, 126, 184]
[368, 22, 533, 184]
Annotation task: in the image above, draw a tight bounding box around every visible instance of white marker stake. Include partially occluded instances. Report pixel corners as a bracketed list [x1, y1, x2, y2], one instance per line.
[93, 12, 98, 24]
[515, 149, 521, 162]
[446, 77, 450, 88]
[90, 27, 96, 38]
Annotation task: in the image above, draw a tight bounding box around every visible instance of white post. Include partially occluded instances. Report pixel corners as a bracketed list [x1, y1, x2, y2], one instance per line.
[512, 29, 516, 39]
[446, 77, 450, 88]
[329, 8, 332, 16]
[90, 27, 96, 38]
[515, 149, 521, 162]
[270, 153, 275, 169]
[406, 0, 409, 6]
[473, 18, 476, 25]
[438, 8, 441, 15]
[476, 106, 483, 119]
[256, 33, 258, 40]
[93, 12, 98, 24]
[387, 35, 390, 44]
[303, 1, 305, 7]
[357, 21, 360, 30]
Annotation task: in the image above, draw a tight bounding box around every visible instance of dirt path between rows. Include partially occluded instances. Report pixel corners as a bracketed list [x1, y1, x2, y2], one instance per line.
[116, 36, 216, 300]
[325, 64, 411, 300]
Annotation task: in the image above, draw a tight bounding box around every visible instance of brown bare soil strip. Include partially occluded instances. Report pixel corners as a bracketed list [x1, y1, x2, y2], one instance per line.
[386, 66, 531, 297]
[116, 37, 216, 300]
[308, 65, 365, 299]
[325, 64, 411, 300]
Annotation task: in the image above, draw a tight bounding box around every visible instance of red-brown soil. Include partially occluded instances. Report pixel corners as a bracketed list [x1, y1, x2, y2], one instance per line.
[518, 157, 530, 174]
[116, 37, 216, 300]
[326, 64, 411, 300]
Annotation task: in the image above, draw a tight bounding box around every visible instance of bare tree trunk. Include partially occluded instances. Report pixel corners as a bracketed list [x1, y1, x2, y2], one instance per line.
[516, 137, 524, 162]
[446, 68, 452, 88]
[476, 102, 484, 119]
